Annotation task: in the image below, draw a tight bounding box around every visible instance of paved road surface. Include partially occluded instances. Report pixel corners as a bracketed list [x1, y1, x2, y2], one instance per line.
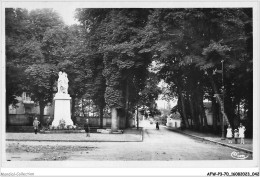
[6, 120, 252, 160]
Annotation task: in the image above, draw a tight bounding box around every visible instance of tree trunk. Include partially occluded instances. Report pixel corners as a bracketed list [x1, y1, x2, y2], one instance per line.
[237, 102, 240, 119]
[81, 98, 86, 117]
[199, 102, 208, 130]
[39, 101, 45, 127]
[174, 77, 189, 129]
[192, 95, 201, 129]
[111, 107, 119, 132]
[88, 99, 91, 117]
[189, 95, 198, 129]
[197, 87, 208, 130]
[208, 73, 230, 126]
[125, 79, 129, 128]
[178, 90, 189, 128]
[6, 103, 9, 128]
[208, 73, 219, 95]
[71, 96, 76, 124]
[247, 87, 253, 138]
[99, 106, 104, 128]
[225, 84, 235, 127]
[136, 106, 139, 129]
[212, 95, 218, 133]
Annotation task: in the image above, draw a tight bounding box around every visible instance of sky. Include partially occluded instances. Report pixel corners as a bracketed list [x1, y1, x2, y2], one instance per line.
[54, 7, 79, 25]
[25, 7, 78, 25]
[156, 80, 177, 109]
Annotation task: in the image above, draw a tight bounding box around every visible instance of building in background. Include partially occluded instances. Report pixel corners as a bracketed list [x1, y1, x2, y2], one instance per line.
[7, 92, 54, 126]
[166, 112, 181, 128]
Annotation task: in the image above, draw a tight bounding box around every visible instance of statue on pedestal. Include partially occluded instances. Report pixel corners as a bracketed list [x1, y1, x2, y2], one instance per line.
[58, 71, 69, 94]
[52, 71, 73, 127]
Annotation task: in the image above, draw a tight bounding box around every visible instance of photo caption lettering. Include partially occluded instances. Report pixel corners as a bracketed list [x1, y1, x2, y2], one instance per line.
[207, 172, 259, 176]
[1, 172, 34, 176]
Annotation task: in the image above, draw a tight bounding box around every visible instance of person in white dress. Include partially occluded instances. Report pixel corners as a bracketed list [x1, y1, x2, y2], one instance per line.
[226, 125, 233, 143]
[238, 123, 246, 144]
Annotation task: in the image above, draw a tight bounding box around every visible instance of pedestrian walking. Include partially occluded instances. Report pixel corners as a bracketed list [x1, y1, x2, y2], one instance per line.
[234, 129, 239, 144]
[226, 125, 233, 143]
[238, 123, 246, 144]
[33, 117, 40, 134]
[84, 119, 90, 137]
[46, 116, 51, 130]
[156, 121, 159, 130]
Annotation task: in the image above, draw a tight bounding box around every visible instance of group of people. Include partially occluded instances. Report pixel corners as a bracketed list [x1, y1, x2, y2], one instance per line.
[33, 117, 91, 137]
[32, 116, 51, 134]
[226, 123, 246, 144]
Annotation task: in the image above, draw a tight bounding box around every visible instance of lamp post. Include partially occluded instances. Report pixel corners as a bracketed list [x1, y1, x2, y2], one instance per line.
[221, 60, 225, 140]
[136, 106, 139, 130]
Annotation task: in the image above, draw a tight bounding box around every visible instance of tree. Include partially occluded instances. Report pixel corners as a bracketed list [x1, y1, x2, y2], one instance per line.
[90, 68, 106, 128]
[6, 8, 30, 108]
[28, 9, 64, 41]
[139, 8, 252, 132]
[6, 8, 67, 125]
[25, 64, 57, 124]
[75, 9, 153, 131]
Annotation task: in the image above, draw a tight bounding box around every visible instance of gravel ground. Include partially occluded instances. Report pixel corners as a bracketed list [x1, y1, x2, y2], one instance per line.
[6, 128, 142, 142]
[6, 143, 96, 161]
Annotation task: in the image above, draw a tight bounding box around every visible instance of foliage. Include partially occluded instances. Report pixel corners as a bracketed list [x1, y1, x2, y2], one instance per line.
[25, 64, 57, 103]
[6, 8, 30, 107]
[75, 9, 153, 110]
[138, 72, 161, 116]
[6, 8, 66, 123]
[139, 8, 252, 131]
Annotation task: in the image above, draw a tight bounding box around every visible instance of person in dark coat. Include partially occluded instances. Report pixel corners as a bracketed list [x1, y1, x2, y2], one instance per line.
[33, 117, 40, 134]
[46, 116, 51, 130]
[156, 121, 159, 130]
[84, 119, 90, 137]
[234, 129, 239, 144]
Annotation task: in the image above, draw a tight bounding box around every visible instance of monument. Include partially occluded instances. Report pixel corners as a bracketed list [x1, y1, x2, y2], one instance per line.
[52, 71, 74, 127]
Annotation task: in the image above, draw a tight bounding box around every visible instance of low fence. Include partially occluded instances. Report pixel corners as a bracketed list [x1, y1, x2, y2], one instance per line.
[7, 114, 111, 128]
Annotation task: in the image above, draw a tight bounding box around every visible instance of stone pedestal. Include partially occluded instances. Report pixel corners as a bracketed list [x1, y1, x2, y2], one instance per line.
[52, 93, 73, 127]
[111, 108, 119, 132]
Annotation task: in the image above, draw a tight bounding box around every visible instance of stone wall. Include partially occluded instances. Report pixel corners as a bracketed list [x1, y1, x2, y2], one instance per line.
[75, 116, 111, 127]
[7, 114, 52, 126]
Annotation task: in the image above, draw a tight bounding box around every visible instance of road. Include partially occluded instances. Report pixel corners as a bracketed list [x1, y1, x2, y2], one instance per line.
[6, 120, 252, 160]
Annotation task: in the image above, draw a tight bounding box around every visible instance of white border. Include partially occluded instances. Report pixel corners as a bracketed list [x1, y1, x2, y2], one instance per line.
[1, 168, 260, 176]
[1, 0, 259, 176]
